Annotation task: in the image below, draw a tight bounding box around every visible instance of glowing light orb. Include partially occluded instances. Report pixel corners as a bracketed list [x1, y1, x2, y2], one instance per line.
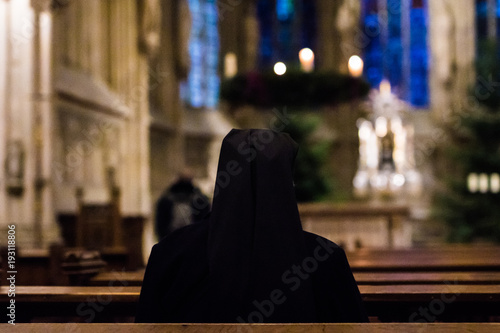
[274, 62, 287, 75]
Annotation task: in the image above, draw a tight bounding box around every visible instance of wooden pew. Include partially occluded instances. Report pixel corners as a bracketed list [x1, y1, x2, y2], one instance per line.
[1, 285, 499, 322]
[346, 245, 500, 271]
[89, 270, 500, 286]
[354, 271, 500, 285]
[89, 269, 145, 286]
[4, 323, 500, 333]
[88, 245, 500, 286]
[0, 245, 130, 286]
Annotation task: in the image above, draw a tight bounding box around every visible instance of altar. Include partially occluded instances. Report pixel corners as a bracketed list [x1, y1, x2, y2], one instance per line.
[299, 202, 412, 251]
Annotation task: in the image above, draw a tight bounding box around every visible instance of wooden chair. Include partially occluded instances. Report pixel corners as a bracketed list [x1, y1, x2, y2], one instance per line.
[75, 186, 123, 251]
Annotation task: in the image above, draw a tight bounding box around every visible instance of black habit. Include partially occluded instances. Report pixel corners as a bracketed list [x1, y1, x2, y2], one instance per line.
[136, 129, 368, 323]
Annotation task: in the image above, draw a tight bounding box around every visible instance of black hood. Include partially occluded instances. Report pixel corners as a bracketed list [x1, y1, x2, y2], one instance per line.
[206, 129, 316, 322]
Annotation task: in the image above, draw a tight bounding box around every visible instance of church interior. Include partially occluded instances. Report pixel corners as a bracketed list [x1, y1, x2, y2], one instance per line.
[1, 0, 500, 327]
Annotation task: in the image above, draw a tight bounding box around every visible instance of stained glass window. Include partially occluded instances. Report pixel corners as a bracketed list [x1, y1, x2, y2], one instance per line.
[362, 0, 384, 88]
[409, 0, 429, 107]
[361, 0, 429, 108]
[257, 0, 274, 69]
[257, 0, 315, 70]
[183, 0, 220, 109]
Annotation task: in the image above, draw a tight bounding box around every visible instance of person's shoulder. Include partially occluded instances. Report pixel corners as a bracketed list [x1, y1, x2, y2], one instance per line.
[156, 218, 209, 251]
[302, 230, 343, 252]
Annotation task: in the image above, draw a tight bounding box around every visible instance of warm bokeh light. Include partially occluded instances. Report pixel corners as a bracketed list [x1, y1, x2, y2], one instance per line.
[375, 116, 388, 138]
[299, 48, 314, 61]
[298, 48, 314, 72]
[479, 173, 489, 193]
[348, 55, 364, 77]
[491, 173, 500, 193]
[274, 62, 287, 75]
[224, 52, 237, 78]
[379, 79, 392, 96]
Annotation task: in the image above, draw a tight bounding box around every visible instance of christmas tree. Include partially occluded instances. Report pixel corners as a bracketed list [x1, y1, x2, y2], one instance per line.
[282, 114, 333, 202]
[433, 40, 500, 242]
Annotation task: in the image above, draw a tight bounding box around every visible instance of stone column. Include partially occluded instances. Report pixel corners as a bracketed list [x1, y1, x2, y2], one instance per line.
[3, 0, 34, 247]
[315, 0, 339, 71]
[0, 0, 8, 228]
[87, 0, 103, 80]
[121, 0, 151, 217]
[429, 0, 476, 121]
[242, 0, 258, 72]
[31, 0, 58, 247]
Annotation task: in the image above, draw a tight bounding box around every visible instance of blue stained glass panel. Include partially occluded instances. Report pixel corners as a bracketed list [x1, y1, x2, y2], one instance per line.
[409, 1, 429, 107]
[300, 0, 316, 49]
[386, 0, 403, 89]
[276, 0, 294, 21]
[257, 0, 274, 69]
[361, 0, 429, 108]
[184, 0, 220, 109]
[476, 0, 488, 38]
[497, 0, 500, 40]
[363, 4, 384, 88]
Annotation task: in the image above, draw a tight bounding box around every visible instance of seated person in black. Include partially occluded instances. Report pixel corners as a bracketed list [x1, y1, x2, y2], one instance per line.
[155, 171, 210, 240]
[136, 129, 368, 323]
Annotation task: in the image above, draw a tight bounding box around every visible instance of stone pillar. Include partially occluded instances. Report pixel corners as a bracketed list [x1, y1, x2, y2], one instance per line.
[242, 0, 258, 72]
[121, 0, 151, 217]
[0, 0, 8, 228]
[429, 0, 476, 121]
[0, 0, 37, 247]
[87, 0, 104, 81]
[316, 0, 354, 72]
[31, 0, 59, 247]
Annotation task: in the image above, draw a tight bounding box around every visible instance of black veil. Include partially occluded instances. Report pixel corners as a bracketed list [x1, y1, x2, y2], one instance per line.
[136, 129, 367, 323]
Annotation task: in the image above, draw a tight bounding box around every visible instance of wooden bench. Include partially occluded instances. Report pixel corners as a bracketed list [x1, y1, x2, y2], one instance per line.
[88, 245, 500, 286]
[354, 271, 500, 284]
[346, 245, 500, 271]
[89, 269, 145, 286]
[3, 323, 500, 332]
[89, 270, 500, 286]
[0, 245, 130, 286]
[1, 285, 499, 323]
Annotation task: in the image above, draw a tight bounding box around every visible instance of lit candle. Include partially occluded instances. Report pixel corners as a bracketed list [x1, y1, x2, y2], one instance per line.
[393, 125, 406, 171]
[299, 48, 314, 72]
[348, 55, 364, 77]
[375, 117, 388, 137]
[390, 117, 402, 134]
[358, 120, 371, 142]
[274, 62, 286, 75]
[490, 173, 500, 193]
[224, 52, 237, 78]
[479, 173, 489, 193]
[467, 173, 479, 193]
[358, 120, 371, 167]
[380, 79, 392, 97]
[367, 131, 378, 169]
[353, 170, 369, 198]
